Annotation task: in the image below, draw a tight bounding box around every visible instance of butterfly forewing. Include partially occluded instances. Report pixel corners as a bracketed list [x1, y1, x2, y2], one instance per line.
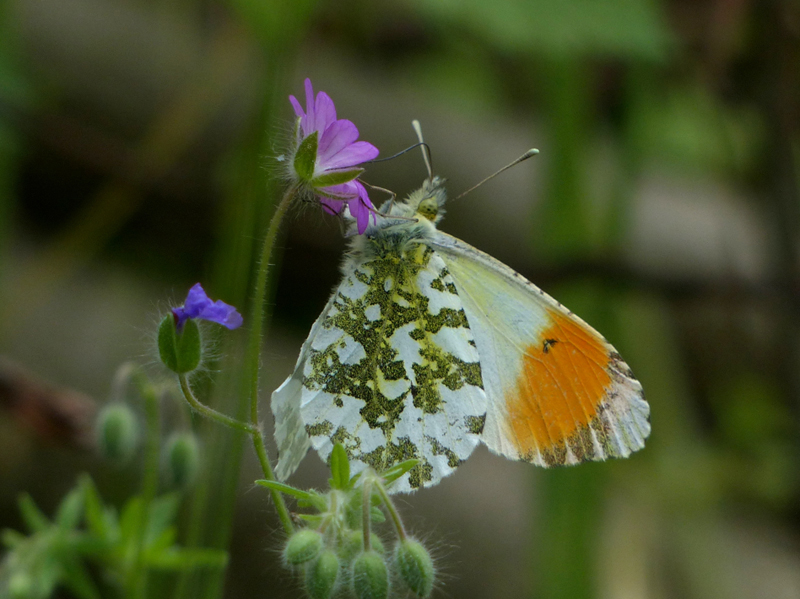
[429, 231, 650, 467]
[292, 243, 487, 492]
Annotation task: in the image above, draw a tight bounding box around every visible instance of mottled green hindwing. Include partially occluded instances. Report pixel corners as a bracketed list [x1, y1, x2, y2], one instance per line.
[299, 243, 488, 492]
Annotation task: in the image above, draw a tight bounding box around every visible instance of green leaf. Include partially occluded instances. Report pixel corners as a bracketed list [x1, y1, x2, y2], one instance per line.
[380, 459, 420, 486]
[310, 168, 363, 189]
[370, 506, 385, 524]
[329, 443, 351, 490]
[60, 558, 102, 599]
[119, 497, 144, 545]
[2, 529, 25, 548]
[147, 548, 228, 570]
[297, 514, 324, 526]
[79, 475, 108, 540]
[255, 480, 327, 511]
[146, 494, 181, 545]
[293, 130, 318, 181]
[56, 488, 84, 530]
[17, 493, 49, 532]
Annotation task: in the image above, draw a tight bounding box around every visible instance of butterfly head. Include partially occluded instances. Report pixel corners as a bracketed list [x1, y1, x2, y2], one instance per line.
[384, 176, 447, 225]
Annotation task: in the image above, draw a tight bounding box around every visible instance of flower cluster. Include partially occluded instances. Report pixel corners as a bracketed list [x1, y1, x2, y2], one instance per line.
[288, 79, 380, 234]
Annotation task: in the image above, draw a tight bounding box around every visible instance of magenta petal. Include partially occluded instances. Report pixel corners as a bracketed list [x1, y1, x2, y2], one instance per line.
[289, 95, 304, 120]
[324, 141, 380, 170]
[319, 197, 344, 215]
[317, 119, 359, 165]
[313, 91, 337, 134]
[303, 79, 314, 124]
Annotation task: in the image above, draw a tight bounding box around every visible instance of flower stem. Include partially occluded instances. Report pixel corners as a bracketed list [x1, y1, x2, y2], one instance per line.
[239, 183, 299, 535]
[374, 478, 406, 541]
[178, 373, 294, 534]
[362, 477, 373, 551]
[178, 374, 254, 435]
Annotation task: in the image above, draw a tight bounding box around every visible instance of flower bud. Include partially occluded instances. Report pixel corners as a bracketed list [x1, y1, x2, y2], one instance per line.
[395, 538, 435, 598]
[351, 550, 389, 599]
[163, 432, 200, 489]
[342, 530, 386, 563]
[305, 549, 340, 599]
[283, 529, 323, 565]
[158, 314, 201, 374]
[96, 403, 139, 463]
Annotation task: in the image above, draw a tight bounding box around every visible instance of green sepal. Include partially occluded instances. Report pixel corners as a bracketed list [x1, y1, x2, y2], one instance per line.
[294, 130, 318, 181]
[395, 538, 435, 598]
[311, 167, 363, 189]
[329, 443, 351, 490]
[352, 550, 389, 599]
[158, 315, 201, 374]
[164, 432, 200, 489]
[96, 403, 139, 463]
[255, 480, 327, 511]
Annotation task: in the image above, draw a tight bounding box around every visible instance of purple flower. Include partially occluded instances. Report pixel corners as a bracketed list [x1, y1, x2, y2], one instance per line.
[289, 79, 380, 234]
[172, 283, 243, 331]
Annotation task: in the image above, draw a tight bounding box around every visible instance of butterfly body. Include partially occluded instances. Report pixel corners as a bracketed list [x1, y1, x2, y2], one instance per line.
[272, 177, 649, 492]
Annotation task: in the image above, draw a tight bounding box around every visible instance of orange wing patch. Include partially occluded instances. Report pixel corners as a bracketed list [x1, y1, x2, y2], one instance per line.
[505, 309, 614, 466]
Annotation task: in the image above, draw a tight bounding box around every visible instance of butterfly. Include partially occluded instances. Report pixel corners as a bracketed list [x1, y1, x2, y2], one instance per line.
[271, 174, 650, 493]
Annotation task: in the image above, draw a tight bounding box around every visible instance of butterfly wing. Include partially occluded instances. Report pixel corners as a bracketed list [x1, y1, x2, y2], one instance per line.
[274, 242, 488, 492]
[429, 232, 650, 467]
[271, 294, 337, 481]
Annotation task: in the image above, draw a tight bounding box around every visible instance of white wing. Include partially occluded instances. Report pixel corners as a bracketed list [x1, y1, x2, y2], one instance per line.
[429, 231, 650, 467]
[274, 243, 488, 492]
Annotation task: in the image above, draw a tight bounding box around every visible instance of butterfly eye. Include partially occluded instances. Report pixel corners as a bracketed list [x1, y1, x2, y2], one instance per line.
[417, 197, 439, 221]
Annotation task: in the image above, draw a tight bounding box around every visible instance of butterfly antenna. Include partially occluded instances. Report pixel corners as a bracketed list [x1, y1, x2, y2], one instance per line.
[453, 148, 539, 201]
[412, 120, 434, 180]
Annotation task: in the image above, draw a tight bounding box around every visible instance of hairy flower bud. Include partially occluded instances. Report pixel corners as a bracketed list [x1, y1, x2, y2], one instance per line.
[96, 403, 139, 463]
[395, 538, 435, 598]
[305, 549, 340, 599]
[163, 432, 200, 489]
[341, 530, 386, 562]
[352, 550, 389, 599]
[283, 529, 323, 565]
[158, 315, 201, 374]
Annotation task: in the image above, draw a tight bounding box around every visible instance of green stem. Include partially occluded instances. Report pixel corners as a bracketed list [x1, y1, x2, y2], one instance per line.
[178, 373, 294, 534]
[374, 478, 406, 541]
[239, 183, 299, 534]
[179, 374, 254, 435]
[246, 184, 298, 425]
[128, 375, 161, 599]
[362, 477, 372, 551]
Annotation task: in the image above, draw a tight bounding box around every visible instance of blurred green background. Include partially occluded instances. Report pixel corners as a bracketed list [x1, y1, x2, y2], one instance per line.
[1, 0, 799, 597]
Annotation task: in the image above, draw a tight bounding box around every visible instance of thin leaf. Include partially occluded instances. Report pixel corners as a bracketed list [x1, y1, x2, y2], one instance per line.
[329, 443, 351, 490]
[146, 494, 180, 544]
[56, 488, 84, 530]
[255, 480, 327, 510]
[381, 459, 420, 486]
[79, 475, 108, 539]
[60, 558, 102, 599]
[147, 548, 228, 570]
[17, 494, 49, 532]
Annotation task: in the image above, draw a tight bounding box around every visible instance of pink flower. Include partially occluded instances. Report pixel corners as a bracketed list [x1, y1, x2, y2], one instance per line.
[289, 79, 379, 234]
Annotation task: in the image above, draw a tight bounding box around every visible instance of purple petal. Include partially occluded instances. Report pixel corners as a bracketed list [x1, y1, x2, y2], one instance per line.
[317, 181, 360, 201]
[303, 79, 314, 126]
[196, 300, 244, 330]
[175, 283, 243, 330]
[182, 283, 211, 318]
[319, 197, 344, 215]
[323, 141, 380, 170]
[313, 91, 337, 134]
[289, 94, 304, 120]
[317, 119, 359, 166]
[350, 181, 376, 234]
